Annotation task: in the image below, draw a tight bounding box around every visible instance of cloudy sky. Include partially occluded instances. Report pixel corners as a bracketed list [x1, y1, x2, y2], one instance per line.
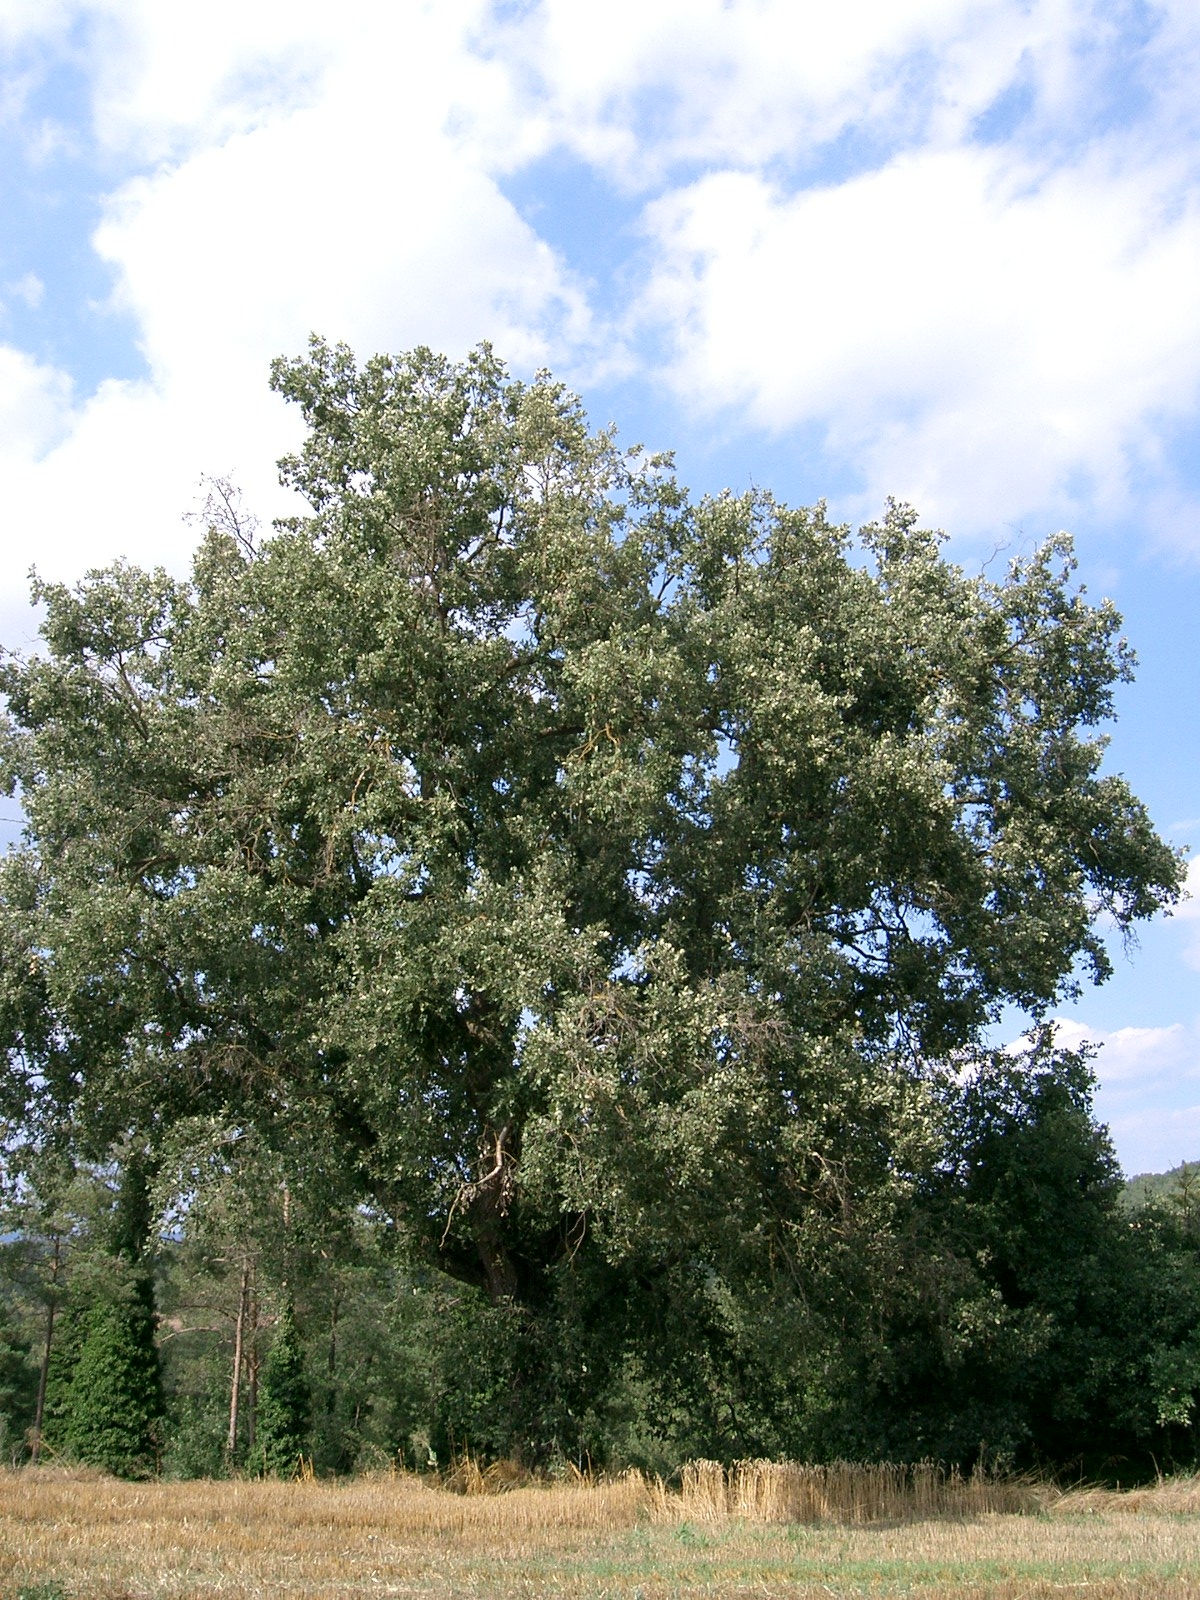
[1, 0, 1197, 1173]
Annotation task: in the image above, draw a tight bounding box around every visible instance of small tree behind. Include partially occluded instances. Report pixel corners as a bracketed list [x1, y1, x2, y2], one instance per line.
[248, 1300, 310, 1476]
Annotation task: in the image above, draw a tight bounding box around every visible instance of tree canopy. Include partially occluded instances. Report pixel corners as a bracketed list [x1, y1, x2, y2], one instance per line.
[0, 338, 1183, 1382]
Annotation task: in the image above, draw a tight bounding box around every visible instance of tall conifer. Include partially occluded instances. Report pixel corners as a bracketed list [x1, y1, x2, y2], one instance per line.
[64, 1276, 163, 1477]
[63, 1151, 164, 1477]
[248, 1300, 310, 1476]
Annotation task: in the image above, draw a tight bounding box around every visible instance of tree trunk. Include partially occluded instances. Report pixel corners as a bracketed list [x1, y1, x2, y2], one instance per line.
[246, 1271, 259, 1453]
[473, 1216, 519, 1303]
[470, 1121, 519, 1303]
[327, 1287, 339, 1380]
[227, 1255, 250, 1458]
[30, 1234, 61, 1463]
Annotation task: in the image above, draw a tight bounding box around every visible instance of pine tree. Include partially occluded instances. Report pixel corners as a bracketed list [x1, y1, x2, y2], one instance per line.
[64, 1272, 164, 1477]
[61, 1151, 164, 1477]
[248, 1300, 310, 1476]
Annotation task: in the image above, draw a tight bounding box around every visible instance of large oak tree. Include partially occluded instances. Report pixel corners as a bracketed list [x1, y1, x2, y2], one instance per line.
[0, 339, 1182, 1326]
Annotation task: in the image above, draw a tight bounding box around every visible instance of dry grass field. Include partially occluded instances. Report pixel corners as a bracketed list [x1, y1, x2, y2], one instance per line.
[2, 1463, 1200, 1599]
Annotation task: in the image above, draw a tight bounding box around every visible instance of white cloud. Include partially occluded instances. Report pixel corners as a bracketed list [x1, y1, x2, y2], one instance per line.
[0, 2, 75, 46]
[489, 0, 1119, 186]
[637, 140, 1200, 535]
[0, 345, 74, 459]
[6, 271, 43, 308]
[1053, 1016, 1198, 1087]
[485, 0, 1200, 542]
[1051, 1014, 1200, 1174]
[0, 1, 595, 618]
[82, 0, 339, 162]
[4, 0, 1200, 630]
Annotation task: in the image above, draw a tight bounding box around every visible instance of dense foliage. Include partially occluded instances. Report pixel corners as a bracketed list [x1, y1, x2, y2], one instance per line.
[0, 339, 1189, 1477]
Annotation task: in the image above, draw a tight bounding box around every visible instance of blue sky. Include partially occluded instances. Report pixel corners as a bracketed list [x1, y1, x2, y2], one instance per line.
[1, 0, 1198, 1173]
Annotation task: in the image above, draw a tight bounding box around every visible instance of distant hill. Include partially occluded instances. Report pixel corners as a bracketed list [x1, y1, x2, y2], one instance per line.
[1122, 1161, 1200, 1210]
